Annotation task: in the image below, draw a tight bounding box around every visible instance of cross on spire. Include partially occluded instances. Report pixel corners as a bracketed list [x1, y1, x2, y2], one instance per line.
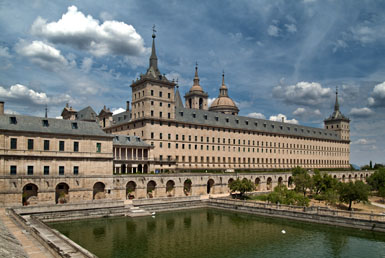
[152, 24, 156, 38]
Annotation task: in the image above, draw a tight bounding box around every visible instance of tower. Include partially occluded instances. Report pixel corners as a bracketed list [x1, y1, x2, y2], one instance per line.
[184, 64, 208, 110]
[324, 88, 350, 141]
[130, 27, 176, 121]
[209, 72, 239, 115]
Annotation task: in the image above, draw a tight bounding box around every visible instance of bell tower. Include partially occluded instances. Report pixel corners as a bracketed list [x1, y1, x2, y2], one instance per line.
[184, 63, 208, 110]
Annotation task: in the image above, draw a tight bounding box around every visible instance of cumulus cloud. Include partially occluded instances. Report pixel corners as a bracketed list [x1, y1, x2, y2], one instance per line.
[0, 46, 11, 58]
[273, 82, 332, 106]
[285, 24, 297, 33]
[112, 107, 125, 115]
[208, 98, 216, 107]
[368, 81, 385, 107]
[31, 5, 147, 57]
[15, 40, 68, 69]
[292, 107, 322, 120]
[352, 138, 370, 145]
[0, 84, 72, 106]
[267, 25, 280, 37]
[247, 112, 266, 119]
[349, 107, 373, 118]
[269, 114, 298, 124]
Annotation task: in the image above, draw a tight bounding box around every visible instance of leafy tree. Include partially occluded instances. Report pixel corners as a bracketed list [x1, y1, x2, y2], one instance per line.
[370, 160, 373, 169]
[229, 178, 255, 199]
[373, 163, 384, 170]
[367, 168, 385, 191]
[379, 187, 385, 201]
[361, 165, 371, 170]
[337, 181, 370, 210]
[292, 167, 313, 196]
[267, 185, 309, 206]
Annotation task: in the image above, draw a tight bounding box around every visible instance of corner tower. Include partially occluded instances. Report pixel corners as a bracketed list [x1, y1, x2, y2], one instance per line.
[324, 88, 350, 141]
[184, 64, 208, 110]
[130, 28, 176, 121]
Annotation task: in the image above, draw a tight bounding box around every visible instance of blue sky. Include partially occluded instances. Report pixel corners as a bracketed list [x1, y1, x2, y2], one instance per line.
[1, 0, 385, 166]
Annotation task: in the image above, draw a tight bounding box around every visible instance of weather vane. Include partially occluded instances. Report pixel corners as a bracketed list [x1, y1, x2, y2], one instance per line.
[152, 24, 156, 36]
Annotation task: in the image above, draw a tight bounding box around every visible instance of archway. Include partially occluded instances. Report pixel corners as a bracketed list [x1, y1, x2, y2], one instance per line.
[126, 181, 136, 199]
[266, 177, 272, 191]
[207, 179, 215, 194]
[342, 175, 346, 182]
[354, 174, 358, 181]
[255, 178, 261, 191]
[143, 164, 148, 173]
[93, 182, 105, 200]
[55, 183, 69, 204]
[348, 174, 352, 181]
[278, 177, 283, 185]
[147, 180, 156, 198]
[288, 176, 293, 189]
[121, 164, 126, 174]
[22, 183, 38, 206]
[199, 98, 203, 109]
[360, 174, 363, 181]
[184, 179, 192, 196]
[166, 180, 175, 197]
[138, 164, 143, 173]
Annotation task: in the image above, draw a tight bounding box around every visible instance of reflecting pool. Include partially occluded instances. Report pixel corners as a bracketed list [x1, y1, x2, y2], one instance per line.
[49, 208, 385, 258]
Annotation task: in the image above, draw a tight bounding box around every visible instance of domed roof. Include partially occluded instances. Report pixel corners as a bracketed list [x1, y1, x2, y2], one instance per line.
[210, 96, 237, 108]
[209, 73, 239, 114]
[190, 84, 204, 92]
[188, 65, 204, 93]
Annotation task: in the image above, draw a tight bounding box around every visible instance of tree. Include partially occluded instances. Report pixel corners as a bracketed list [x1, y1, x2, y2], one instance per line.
[229, 178, 255, 199]
[292, 167, 313, 196]
[370, 160, 373, 169]
[267, 185, 309, 206]
[337, 181, 370, 210]
[367, 168, 385, 191]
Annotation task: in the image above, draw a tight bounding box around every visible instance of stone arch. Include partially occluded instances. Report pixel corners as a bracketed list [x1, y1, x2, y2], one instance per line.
[266, 177, 272, 191]
[333, 175, 337, 179]
[147, 180, 156, 198]
[55, 182, 69, 204]
[360, 174, 363, 180]
[184, 179, 192, 196]
[166, 180, 175, 197]
[126, 181, 137, 199]
[348, 174, 352, 181]
[288, 176, 293, 189]
[228, 178, 234, 193]
[207, 179, 215, 194]
[93, 182, 105, 200]
[354, 174, 358, 181]
[278, 177, 283, 185]
[199, 98, 203, 109]
[22, 183, 38, 206]
[342, 175, 346, 182]
[255, 178, 261, 191]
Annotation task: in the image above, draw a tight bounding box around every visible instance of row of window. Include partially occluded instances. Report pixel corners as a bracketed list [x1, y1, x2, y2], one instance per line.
[133, 101, 172, 109]
[134, 90, 171, 100]
[10, 165, 79, 175]
[10, 138, 102, 152]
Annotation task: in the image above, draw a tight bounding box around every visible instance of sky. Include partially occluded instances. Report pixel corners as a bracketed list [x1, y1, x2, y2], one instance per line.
[1, 0, 385, 166]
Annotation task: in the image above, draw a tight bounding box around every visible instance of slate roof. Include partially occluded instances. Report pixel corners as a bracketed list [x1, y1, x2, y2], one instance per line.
[112, 111, 131, 125]
[112, 134, 152, 147]
[76, 106, 98, 121]
[175, 107, 342, 141]
[175, 88, 184, 108]
[0, 114, 111, 137]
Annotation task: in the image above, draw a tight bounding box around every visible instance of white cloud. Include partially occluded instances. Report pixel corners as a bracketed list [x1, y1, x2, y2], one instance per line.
[285, 24, 297, 33]
[112, 107, 125, 115]
[269, 114, 298, 124]
[4, 109, 19, 115]
[292, 107, 321, 120]
[352, 138, 370, 145]
[349, 107, 373, 118]
[273, 82, 332, 106]
[81, 57, 93, 73]
[208, 98, 216, 107]
[368, 81, 385, 107]
[31, 5, 147, 57]
[0, 84, 72, 106]
[247, 112, 266, 119]
[332, 39, 348, 53]
[15, 40, 68, 69]
[267, 25, 280, 37]
[0, 46, 11, 58]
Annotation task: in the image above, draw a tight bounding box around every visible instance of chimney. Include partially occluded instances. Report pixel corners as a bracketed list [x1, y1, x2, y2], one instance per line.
[281, 117, 284, 123]
[0, 101, 4, 115]
[126, 101, 130, 112]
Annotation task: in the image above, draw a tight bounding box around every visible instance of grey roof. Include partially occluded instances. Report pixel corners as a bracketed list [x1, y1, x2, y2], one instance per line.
[0, 114, 111, 137]
[112, 111, 131, 125]
[175, 88, 184, 108]
[112, 134, 151, 147]
[76, 106, 98, 121]
[175, 107, 342, 141]
[325, 110, 349, 122]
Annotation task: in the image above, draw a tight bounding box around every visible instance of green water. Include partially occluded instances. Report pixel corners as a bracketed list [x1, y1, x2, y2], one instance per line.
[49, 208, 385, 258]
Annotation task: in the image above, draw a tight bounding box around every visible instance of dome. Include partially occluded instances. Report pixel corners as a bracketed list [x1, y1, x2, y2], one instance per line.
[209, 73, 239, 115]
[210, 96, 237, 108]
[189, 84, 204, 92]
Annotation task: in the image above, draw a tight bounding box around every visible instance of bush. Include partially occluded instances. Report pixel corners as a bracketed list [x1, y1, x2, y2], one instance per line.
[267, 185, 309, 207]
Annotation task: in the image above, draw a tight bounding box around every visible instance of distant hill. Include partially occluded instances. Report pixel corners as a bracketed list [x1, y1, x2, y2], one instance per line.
[351, 164, 360, 170]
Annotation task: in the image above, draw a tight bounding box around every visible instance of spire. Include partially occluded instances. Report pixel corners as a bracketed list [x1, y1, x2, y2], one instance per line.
[334, 86, 340, 111]
[45, 104, 48, 118]
[219, 71, 228, 97]
[222, 70, 225, 86]
[193, 62, 200, 86]
[146, 25, 161, 78]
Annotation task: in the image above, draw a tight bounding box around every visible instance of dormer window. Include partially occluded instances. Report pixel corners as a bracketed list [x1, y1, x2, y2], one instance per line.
[136, 138, 141, 142]
[204, 115, 208, 120]
[72, 122, 78, 129]
[245, 120, 249, 125]
[263, 123, 266, 128]
[254, 122, 258, 127]
[115, 136, 119, 140]
[226, 118, 229, 123]
[192, 113, 196, 118]
[10, 117, 17, 124]
[287, 127, 290, 131]
[180, 111, 184, 116]
[280, 126, 283, 130]
[42, 120, 49, 127]
[126, 137, 130, 141]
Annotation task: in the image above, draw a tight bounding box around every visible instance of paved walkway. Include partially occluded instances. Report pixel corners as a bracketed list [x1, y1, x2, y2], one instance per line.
[0, 209, 54, 258]
[372, 202, 385, 209]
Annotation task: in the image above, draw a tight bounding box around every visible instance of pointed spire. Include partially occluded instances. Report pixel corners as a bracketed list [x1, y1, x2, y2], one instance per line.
[193, 62, 200, 86]
[334, 86, 340, 111]
[219, 71, 228, 97]
[45, 104, 48, 118]
[222, 70, 225, 86]
[149, 24, 158, 72]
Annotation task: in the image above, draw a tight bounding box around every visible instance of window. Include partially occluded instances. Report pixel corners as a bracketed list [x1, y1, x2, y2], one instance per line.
[160, 133, 163, 139]
[159, 112, 162, 117]
[168, 134, 171, 140]
[59, 166, 64, 175]
[159, 91, 162, 97]
[27, 166, 33, 175]
[73, 166, 79, 175]
[9, 116, 18, 124]
[44, 140, 50, 151]
[168, 113, 171, 119]
[96, 143, 101, 153]
[160, 102, 163, 107]
[151, 132, 154, 139]
[151, 110, 154, 116]
[10, 138, 17, 149]
[28, 139, 34, 150]
[168, 92, 171, 98]
[42, 120, 49, 127]
[44, 166, 49, 175]
[151, 90, 154, 96]
[74, 142, 79, 152]
[59, 141, 65, 151]
[10, 166, 16, 175]
[72, 122, 78, 129]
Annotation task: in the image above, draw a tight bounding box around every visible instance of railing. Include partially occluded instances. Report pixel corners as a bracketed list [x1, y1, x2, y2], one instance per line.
[209, 198, 385, 222]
